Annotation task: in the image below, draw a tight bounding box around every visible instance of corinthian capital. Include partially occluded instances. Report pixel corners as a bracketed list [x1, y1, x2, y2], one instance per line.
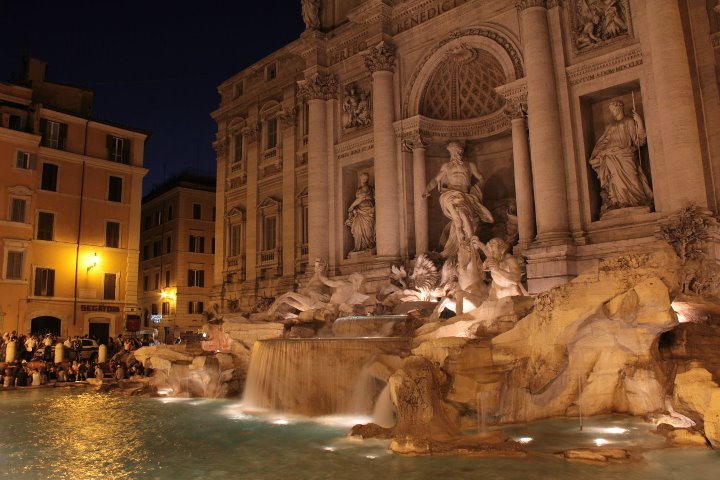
[364, 41, 396, 74]
[297, 72, 339, 101]
[503, 102, 528, 120]
[402, 134, 429, 152]
[515, 0, 547, 11]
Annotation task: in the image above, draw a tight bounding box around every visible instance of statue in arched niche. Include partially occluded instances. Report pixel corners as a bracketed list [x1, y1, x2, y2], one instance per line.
[346, 172, 376, 253]
[422, 141, 493, 258]
[589, 99, 653, 216]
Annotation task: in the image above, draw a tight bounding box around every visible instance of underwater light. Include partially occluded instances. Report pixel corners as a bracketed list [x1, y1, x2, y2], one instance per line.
[517, 437, 533, 444]
[602, 427, 628, 434]
[323, 446, 336, 452]
[365, 455, 377, 459]
[273, 419, 290, 425]
[594, 438, 609, 446]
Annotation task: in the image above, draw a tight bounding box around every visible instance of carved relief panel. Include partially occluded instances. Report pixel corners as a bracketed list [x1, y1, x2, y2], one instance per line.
[342, 80, 372, 132]
[570, 0, 633, 54]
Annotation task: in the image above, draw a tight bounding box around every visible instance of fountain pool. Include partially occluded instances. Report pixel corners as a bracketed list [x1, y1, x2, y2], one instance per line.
[1, 388, 718, 479]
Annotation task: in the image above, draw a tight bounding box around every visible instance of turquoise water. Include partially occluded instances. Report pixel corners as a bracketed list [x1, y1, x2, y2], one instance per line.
[0, 388, 718, 479]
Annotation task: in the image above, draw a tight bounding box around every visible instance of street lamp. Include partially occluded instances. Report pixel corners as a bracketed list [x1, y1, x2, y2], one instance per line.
[160, 288, 177, 343]
[87, 252, 99, 272]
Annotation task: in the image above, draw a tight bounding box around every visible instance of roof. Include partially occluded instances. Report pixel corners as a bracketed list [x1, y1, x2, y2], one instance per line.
[142, 170, 216, 203]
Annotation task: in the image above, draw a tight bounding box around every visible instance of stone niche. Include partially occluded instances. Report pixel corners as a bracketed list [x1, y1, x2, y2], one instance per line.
[424, 138, 515, 252]
[580, 81, 653, 222]
[342, 162, 375, 259]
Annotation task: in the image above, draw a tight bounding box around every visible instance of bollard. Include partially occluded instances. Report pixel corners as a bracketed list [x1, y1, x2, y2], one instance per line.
[98, 344, 107, 363]
[6, 341, 16, 363]
[55, 343, 64, 364]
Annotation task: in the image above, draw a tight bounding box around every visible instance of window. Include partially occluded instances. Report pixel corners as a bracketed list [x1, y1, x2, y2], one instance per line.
[107, 135, 130, 163]
[211, 237, 215, 255]
[15, 151, 34, 170]
[154, 272, 160, 290]
[40, 119, 67, 150]
[165, 270, 170, 288]
[142, 244, 149, 260]
[156, 209, 163, 225]
[103, 273, 117, 300]
[266, 62, 277, 80]
[151, 303, 158, 315]
[234, 81, 244, 98]
[9, 115, 23, 131]
[153, 240, 161, 257]
[303, 102, 310, 136]
[188, 269, 205, 287]
[41, 163, 58, 191]
[263, 215, 277, 251]
[301, 204, 309, 246]
[188, 301, 205, 314]
[106, 222, 120, 248]
[5, 251, 23, 280]
[36, 212, 54, 240]
[10, 198, 26, 223]
[189, 235, 205, 253]
[167, 205, 173, 221]
[213, 207, 216, 221]
[266, 117, 278, 149]
[230, 224, 241, 257]
[144, 216, 151, 230]
[233, 133, 243, 164]
[162, 302, 170, 315]
[166, 235, 172, 254]
[192, 203, 202, 220]
[143, 275, 149, 292]
[34, 267, 55, 296]
[108, 176, 122, 202]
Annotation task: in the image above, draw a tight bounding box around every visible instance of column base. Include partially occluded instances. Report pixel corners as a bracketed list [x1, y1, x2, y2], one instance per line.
[524, 242, 578, 294]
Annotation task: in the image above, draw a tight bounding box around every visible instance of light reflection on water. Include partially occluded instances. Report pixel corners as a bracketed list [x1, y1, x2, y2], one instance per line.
[1, 388, 718, 480]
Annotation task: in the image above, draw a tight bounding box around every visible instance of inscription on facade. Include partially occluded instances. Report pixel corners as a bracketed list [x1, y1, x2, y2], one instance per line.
[81, 304, 121, 313]
[329, 40, 368, 65]
[336, 142, 374, 160]
[393, 0, 471, 35]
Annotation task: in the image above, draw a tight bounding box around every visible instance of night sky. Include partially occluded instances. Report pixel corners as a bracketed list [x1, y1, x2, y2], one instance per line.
[0, 0, 305, 193]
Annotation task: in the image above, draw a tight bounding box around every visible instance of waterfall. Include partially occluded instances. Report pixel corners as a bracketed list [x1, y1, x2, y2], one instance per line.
[243, 338, 410, 416]
[331, 315, 408, 338]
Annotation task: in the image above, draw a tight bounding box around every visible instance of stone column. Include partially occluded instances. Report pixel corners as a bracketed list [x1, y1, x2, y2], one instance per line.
[404, 135, 429, 255]
[279, 107, 297, 280]
[516, 1, 569, 242]
[365, 41, 401, 259]
[506, 103, 535, 248]
[212, 135, 228, 289]
[644, 0, 707, 209]
[298, 73, 337, 263]
[243, 123, 259, 282]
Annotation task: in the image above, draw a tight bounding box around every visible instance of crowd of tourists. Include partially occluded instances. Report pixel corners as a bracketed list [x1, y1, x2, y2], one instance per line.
[0, 331, 147, 388]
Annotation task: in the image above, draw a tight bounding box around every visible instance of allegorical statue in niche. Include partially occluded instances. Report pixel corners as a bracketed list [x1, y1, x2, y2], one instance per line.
[589, 99, 653, 215]
[423, 141, 493, 258]
[301, 0, 321, 30]
[474, 237, 527, 300]
[345, 172, 376, 252]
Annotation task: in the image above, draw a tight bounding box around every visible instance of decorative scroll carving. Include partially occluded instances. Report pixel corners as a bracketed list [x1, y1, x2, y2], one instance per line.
[566, 46, 642, 85]
[571, 0, 632, 53]
[401, 134, 430, 152]
[364, 41, 396, 73]
[342, 83, 372, 129]
[241, 123, 259, 143]
[213, 135, 228, 157]
[297, 73, 339, 101]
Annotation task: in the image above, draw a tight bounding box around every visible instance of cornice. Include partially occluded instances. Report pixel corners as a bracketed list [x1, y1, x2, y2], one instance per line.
[566, 45, 642, 86]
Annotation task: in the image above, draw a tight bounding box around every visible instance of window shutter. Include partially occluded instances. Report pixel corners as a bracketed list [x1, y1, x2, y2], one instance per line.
[58, 123, 68, 149]
[122, 138, 130, 163]
[188, 269, 193, 287]
[29, 153, 36, 170]
[47, 269, 55, 296]
[39, 118, 47, 142]
[34, 270, 42, 296]
[199, 270, 205, 287]
[199, 237, 205, 253]
[106, 135, 113, 160]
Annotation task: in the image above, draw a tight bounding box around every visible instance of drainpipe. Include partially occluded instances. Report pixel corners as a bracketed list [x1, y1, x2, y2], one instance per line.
[72, 120, 90, 328]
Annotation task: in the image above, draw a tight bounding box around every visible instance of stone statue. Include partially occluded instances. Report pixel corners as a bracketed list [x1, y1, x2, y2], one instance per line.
[264, 258, 331, 319]
[589, 99, 653, 215]
[301, 0, 321, 30]
[320, 272, 371, 316]
[345, 172, 376, 253]
[423, 141, 493, 258]
[474, 237, 527, 300]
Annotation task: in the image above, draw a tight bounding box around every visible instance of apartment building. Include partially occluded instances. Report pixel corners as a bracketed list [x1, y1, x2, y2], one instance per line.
[0, 58, 148, 342]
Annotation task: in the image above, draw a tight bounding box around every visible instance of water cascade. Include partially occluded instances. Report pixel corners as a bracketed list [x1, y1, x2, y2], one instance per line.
[243, 337, 411, 416]
[331, 314, 408, 337]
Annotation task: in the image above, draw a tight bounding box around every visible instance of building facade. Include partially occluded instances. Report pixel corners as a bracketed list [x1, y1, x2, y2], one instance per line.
[212, 0, 720, 308]
[137, 172, 215, 342]
[0, 58, 148, 341]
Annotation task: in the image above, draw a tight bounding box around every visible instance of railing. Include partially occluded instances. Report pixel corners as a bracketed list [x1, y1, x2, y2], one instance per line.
[299, 243, 309, 257]
[263, 148, 277, 160]
[258, 248, 280, 265]
[231, 162, 243, 172]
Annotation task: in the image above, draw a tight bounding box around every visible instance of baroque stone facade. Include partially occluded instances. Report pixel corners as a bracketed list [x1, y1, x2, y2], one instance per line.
[212, 0, 720, 308]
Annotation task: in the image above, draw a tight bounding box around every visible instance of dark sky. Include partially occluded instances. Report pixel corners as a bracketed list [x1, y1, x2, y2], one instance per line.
[0, 0, 304, 193]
